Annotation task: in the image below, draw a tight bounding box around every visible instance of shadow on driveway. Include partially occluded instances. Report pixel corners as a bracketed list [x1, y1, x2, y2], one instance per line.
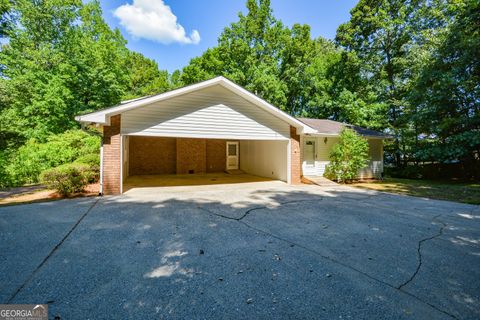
[0, 183, 479, 319]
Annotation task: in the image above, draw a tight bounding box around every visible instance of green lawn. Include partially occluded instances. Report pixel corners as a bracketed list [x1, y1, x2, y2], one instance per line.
[351, 178, 480, 205]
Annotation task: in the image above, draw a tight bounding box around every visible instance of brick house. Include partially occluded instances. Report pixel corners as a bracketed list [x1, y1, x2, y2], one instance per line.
[76, 77, 387, 195]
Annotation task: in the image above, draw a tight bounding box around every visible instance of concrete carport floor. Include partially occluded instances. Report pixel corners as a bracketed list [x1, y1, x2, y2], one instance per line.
[123, 172, 273, 191]
[0, 182, 479, 319]
[123, 136, 290, 193]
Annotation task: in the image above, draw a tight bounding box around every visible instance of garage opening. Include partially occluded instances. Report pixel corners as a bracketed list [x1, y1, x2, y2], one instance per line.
[122, 136, 288, 190]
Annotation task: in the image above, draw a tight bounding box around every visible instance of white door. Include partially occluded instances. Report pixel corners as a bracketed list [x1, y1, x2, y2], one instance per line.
[226, 141, 239, 170]
[303, 139, 316, 175]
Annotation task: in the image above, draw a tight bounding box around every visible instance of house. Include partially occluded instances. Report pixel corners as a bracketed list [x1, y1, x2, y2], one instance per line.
[76, 77, 388, 195]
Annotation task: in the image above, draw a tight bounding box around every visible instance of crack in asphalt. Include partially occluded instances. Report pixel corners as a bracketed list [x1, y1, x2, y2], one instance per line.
[6, 197, 100, 303]
[397, 215, 447, 290]
[200, 201, 457, 319]
[198, 198, 322, 221]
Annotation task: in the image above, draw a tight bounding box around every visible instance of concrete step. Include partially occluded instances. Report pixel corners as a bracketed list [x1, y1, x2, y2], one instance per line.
[303, 175, 338, 186]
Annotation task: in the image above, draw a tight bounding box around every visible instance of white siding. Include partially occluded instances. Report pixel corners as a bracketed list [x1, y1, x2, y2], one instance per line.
[301, 136, 383, 179]
[121, 85, 290, 140]
[240, 140, 288, 182]
[301, 136, 339, 176]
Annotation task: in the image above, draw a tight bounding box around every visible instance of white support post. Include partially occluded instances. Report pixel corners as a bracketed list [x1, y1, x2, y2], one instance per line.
[287, 139, 292, 184]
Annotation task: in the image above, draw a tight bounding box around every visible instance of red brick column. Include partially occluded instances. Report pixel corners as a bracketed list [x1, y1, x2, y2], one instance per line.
[102, 115, 121, 194]
[290, 126, 302, 184]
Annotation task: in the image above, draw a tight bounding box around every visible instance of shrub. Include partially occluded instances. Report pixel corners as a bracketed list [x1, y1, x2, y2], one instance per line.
[74, 153, 100, 167]
[0, 151, 13, 188]
[385, 166, 423, 179]
[74, 153, 100, 181]
[40, 163, 95, 196]
[324, 128, 370, 183]
[6, 129, 100, 186]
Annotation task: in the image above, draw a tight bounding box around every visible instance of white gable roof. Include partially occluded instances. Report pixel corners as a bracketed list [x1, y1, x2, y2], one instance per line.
[75, 76, 316, 134]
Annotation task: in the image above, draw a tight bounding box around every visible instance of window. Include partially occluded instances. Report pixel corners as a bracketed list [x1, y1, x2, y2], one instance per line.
[228, 144, 237, 156]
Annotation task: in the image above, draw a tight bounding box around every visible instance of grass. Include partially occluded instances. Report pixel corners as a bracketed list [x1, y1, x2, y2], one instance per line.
[351, 178, 480, 205]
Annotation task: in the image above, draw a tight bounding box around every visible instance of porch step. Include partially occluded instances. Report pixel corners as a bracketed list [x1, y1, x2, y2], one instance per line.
[303, 176, 338, 186]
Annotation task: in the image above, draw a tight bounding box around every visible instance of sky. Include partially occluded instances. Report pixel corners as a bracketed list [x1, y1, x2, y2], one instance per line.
[99, 0, 359, 73]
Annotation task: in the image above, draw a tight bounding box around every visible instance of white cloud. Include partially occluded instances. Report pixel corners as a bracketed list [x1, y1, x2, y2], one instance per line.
[113, 0, 200, 45]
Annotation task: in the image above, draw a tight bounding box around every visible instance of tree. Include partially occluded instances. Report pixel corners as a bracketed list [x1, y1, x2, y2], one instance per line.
[182, 0, 289, 110]
[122, 51, 170, 100]
[304, 40, 387, 130]
[336, 0, 417, 166]
[0, 0, 170, 147]
[180, 0, 385, 130]
[0, 0, 173, 186]
[0, 0, 13, 38]
[324, 128, 370, 183]
[408, 0, 479, 175]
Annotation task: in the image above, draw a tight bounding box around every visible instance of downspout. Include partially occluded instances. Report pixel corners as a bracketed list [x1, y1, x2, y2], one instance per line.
[99, 140, 104, 195]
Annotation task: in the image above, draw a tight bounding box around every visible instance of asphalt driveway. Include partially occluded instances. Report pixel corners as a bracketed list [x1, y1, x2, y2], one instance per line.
[0, 182, 479, 319]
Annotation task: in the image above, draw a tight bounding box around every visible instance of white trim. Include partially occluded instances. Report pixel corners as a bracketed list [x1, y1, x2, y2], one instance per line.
[123, 131, 289, 141]
[125, 136, 129, 178]
[304, 133, 387, 139]
[303, 137, 316, 168]
[75, 77, 316, 134]
[287, 139, 292, 184]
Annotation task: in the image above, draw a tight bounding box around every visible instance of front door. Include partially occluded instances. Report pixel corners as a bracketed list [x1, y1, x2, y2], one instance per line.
[226, 141, 239, 170]
[303, 139, 316, 175]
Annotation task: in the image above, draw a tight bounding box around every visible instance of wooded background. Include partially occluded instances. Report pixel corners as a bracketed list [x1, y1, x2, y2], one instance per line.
[0, 0, 478, 187]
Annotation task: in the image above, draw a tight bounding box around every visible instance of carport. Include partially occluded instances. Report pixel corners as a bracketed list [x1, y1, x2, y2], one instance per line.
[77, 77, 314, 194]
[121, 135, 289, 191]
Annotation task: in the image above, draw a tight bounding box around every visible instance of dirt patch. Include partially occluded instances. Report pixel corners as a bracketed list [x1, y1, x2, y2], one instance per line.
[0, 183, 100, 206]
[0, 185, 47, 199]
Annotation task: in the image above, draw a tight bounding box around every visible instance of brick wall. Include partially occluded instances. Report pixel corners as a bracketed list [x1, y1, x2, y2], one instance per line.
[176, 138, 207, 174]
[105, 133, 247, 193]
[129, 136, 176, 175]
[126, 137, 228, 177]
[206, 139, 226, 173]
[290, 126, 302, 184]
[103, 115, 121, 194]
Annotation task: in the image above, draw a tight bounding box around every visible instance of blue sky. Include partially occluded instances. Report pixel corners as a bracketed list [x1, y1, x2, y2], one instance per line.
[99, 0, 358, 73]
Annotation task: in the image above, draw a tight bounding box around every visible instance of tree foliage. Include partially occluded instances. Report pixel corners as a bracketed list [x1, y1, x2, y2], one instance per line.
[180, 0, 381, 129]
[3, 129, 100, 187]
[335, 0, 419, 166]
[0, 0, 171, 148]
[0, 0, 478, 186]
[324, 129, 370, 182]
[408, 0, 479, 166]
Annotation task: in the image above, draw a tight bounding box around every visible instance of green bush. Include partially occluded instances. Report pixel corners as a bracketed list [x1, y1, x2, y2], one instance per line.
[74, 153, 100, 167]
[0, 151, 13, 188]
[40, 163, 95, 196]
[324, 128, 370, 183]
[385, 166, 423, 179]
[74, 153, 100, 183]
[5, 129, 100, 186]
